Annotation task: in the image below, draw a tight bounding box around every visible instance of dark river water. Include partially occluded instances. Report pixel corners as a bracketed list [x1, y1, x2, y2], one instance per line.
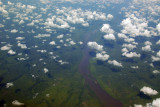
[78, 31, 123, 107]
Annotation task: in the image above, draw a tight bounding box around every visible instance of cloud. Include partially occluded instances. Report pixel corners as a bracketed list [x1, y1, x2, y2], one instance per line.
[122, 44, 136, 50]
[34, 34, 51, 38]
[142, 45, 151, 51]
[140, 86, 158, 96]
[156, 40, 160, 45]
[152, 70, 160, 74]
[106, 14, 114, 21]
[11, 29, 18, 33]
[134, 104, 143, 107]
[16, 37, 25, 40]
[134, 98, 160, 107]
[49, 41, 56, 45]
[96, 53, 110, 61]
[57, 34, 64, 39]
[108, 60, 123, 67]
[100, 24, 114, 34]
[157, 51, 160, 57]
[43, 68, 49, 73]
[131, 66, 139, 69]
[12, 100, 24, 106]
[69, 40, 76, 45]
[157, 23, 160, 33]
[104, 34, 116, 40]
[145, 41, 152, 46]
[1, 44, 12, 51]
[118, 33, 128, 39]
[8, 50, 16, 55]
[122, 52, 141, 58]
[87, 42, 103, 51]
[18, 43, 27, 49]
[6, 82, 14, 88]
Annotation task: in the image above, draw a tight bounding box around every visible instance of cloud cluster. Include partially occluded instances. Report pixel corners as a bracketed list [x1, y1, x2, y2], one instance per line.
[152, 51, 160, 62]
[6, 82, 14, 88]
[12, 100, 24, 106]
[140, 86, 158, 96]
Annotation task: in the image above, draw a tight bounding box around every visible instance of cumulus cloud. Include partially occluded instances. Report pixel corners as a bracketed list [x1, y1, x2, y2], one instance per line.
[142, 45, 151, 51]
[34, 34, 51, 38]
[8, 50, 16, 55]
[152, 70, 160, 74]
[156, 40, 160, 45]
[87, 42, 103, 51]
[49, 41, 56, 45]
[106, 14, 114, 21]
[12, 100, 24, 106]
[69, 40, 76, 45]
[145, 41, 152, 46]
[157, 23, 160, 33]
[57, 34, 63, 39]
[134, 104, 143, 107]
[11, 29, 18, 33]
[100, 24, 114, 34]
[96, 53, 110, 61]
[18, 43, 27, 49]
[16, 37, 25, 40]
[118, 33, 128, 39]
[122, 52, 141, 58]
[104, 34, 116, 40]
[131, 66, 139, 69]
[6, 82, 14, 88]
[122, 44, 136, 50]
[1, 44, 12, 51]
[108, 60, 123, 67]
[140, 86, 158, 96]
[43, 68, 49, 73]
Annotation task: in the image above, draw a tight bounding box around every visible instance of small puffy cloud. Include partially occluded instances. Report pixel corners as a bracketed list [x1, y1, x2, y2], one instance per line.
[18, 43, 27, 49]
[151, 98, 160, 107]
[1, 45, 12, 51]
[142, 45, 151, 51]
[145, 41, 152, 46]
[87, 42, 103, 51]
[157, 51, 160, 57]
[140, 86, 158, 96]
[104, 34, 116, 40]
[100, 24, 114, 34]
[122, 52, 141, 58]
[118, 33, 128, 39]
[152, 56, 160, 62]
[131, 66, 139, 69]
[49, 41, 56, 45]
[16, 37, 25, 40]
[108, 60, 123, 67]
[79, 41, 83, 45]
[122, 44, 136, 50]
[69, 40, 76, 45]
[34, 34, 51, 38]
[11, 29, 18, 33]
[152, 70, 160, 74]
[122, 48, 129, 53]
[96, 53, 110, 61]
[43, 68, 49, 73]
[6, 82, 14, 88]
[134, 104, 143, 107]
[8, 50, 16, 55]
[106, 14, 114, 21]
[37, 50, 47, 53]
[156, 40, 160, 45]
[12, 100, 24, 106]
[157, 23, 160, 33]
[57, 34, 63, 39]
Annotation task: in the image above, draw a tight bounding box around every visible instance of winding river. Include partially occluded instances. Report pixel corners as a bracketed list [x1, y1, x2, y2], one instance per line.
[78, 30, 123, 107]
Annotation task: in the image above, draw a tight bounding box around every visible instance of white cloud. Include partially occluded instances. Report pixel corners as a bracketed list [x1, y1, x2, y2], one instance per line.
[11, 29, 18, 33]
[1, 45, 12, 51]
[152, 56, 160, 62]
[96, 53, 110, 61]
[16, 37, 25, 40]
[87, 42, 103, 51]
[69, 40, 76, 45]
[8, 50, 16, 55]
[100, 24, 114, 34]
[12, 100, 24, 106]
[118, 33, 128, 39]
[145, 41, 152, 46]
[106, 14, 114, 21]
[57, 34, 63, 39]
[142, 45, 151, 51]
[43, 68, 49, 73]
[122, 52, 141, 58]
[108, 60, 123, 67]
[49, 41, 56, 45]
[104, 34, 116, 40]
[140, 86, 158, 96]
[122, 48, 129, 53]
[156, 40, 160, 45]
[18, 43, 27, 49]
[157, 23, 160, 33]
[152, 70, 160, 74]
[134, 104, 143, 107]
[34, 34, 51, 38]
[6, 82, 14, 88]
[122, 44, 136, 50]
[151, 98, 160, 107]
[157, 51, 160, 57]
[37, 50, 47, 53]
[131, 66, 139, 69]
